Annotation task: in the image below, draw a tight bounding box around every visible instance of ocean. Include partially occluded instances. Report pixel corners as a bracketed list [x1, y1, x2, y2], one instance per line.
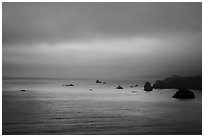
[2, 78, 202, 135]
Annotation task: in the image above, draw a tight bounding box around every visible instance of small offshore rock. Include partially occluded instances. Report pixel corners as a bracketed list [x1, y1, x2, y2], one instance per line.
[116, 85, 123, 89]
[96, 80, 101, 83]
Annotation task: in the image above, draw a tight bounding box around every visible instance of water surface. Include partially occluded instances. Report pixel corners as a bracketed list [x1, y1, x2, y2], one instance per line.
[2, 79, 202, 135]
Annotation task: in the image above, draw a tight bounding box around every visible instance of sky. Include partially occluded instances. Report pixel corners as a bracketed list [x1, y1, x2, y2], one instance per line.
[2, 2, 202, 79]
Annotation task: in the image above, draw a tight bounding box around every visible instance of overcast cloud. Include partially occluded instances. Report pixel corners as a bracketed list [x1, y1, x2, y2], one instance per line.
[2, 2, 202, 79]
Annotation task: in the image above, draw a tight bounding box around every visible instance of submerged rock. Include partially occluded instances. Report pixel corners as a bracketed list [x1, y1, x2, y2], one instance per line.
[144, 82, 153, 91]
[103, 82, 106, 84]
[20, 89, 26, 92]
[68, 84, 74, 86]
[116, 85, 123, 89]
[135, 85, 138, 87]
[173, 88, 195, 99]
[130, 86, 133, 88]
[96, 80, 101, 83]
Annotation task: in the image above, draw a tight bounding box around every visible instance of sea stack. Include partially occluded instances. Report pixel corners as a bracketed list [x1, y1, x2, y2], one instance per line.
[96, 80, 101, 83]
[144, 82, 153, 91]
[173, 88, 195, 99]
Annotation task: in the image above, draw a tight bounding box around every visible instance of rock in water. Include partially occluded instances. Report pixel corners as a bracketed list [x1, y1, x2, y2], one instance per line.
[103, 82, 106, 84]
[20, 89, 26, 92]
[173, 88, 195, 99]
[96, 80, 101, 83]
[144, 82, 153, 91]
[116, 85, 123, 89]
[135, 85, 138, 87]
[68, 84, 74, 86]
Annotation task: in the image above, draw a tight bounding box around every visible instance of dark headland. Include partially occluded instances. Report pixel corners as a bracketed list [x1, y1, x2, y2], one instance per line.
[152, 75, 202, 90]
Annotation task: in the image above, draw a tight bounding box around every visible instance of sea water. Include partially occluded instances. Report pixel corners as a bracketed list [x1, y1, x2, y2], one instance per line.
[2, 78, 202, 135]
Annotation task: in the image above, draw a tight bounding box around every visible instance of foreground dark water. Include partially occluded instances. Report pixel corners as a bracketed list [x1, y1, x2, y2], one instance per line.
[2, 79, 202, 135]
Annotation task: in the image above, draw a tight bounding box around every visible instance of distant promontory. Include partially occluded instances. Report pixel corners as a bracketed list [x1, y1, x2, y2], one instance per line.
[152, 75, 202, 90]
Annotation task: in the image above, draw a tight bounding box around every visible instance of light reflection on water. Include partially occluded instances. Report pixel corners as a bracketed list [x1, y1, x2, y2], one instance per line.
[2, 79, 202, 135]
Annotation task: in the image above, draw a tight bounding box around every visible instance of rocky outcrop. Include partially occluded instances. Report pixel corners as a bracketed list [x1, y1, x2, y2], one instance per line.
[96, 80, 101, 83]
[116, 85, 123, 89]
[173, 88, 195, 99]
[144, 82, 153, 91]
[152, 80, 166, 89]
